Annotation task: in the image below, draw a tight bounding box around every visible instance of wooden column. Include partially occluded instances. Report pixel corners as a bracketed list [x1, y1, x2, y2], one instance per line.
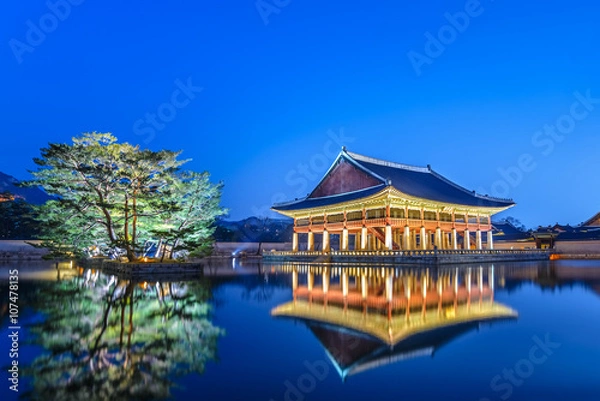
[385, 274, 394, 303]
[476, 229, 483, 250]
[342, 271, 349, 297]
[488, 230, 494, 250]
[292, 232, 299, 252]
[307, 231, 314, 251]
[464, 229, 471, 250]
[420, 226, 427, 250]
[292, 269, 298, 291]
[361, 274, 368, 299]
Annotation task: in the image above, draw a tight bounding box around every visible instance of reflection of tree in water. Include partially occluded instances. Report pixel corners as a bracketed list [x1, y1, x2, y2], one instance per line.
[25, 270, 224, 401]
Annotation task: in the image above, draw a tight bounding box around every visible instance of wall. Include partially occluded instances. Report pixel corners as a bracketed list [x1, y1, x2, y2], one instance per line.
[0, 240, 48, 259]
[213, 242, 291, 256]
[555, 240, 600, 254]
[492, 241, 536, 250]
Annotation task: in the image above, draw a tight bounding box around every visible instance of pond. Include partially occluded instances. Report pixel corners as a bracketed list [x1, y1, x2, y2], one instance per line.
[0, 259, 599, 401]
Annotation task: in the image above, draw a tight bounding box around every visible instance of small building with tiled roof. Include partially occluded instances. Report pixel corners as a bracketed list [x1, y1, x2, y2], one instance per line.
[582, 212, 600, 228]
[272, 148, 515, 252]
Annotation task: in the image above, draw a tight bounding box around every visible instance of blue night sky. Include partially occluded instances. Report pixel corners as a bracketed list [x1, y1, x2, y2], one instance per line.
[2, 0, 600, 228]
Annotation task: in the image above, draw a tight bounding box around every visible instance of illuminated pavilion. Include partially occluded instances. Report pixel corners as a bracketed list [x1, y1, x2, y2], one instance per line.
[272, 148, 515, 253]
[271, 264, 517, 379]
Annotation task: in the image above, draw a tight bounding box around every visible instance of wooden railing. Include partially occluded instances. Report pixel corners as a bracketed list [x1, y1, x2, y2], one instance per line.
[294, 217, 491, 232]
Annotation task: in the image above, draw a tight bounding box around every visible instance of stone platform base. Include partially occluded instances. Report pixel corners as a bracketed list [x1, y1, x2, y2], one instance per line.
[80, 258, 203, 279]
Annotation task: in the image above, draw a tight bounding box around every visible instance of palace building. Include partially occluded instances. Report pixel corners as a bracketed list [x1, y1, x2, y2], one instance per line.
[272, 148, 515, 253]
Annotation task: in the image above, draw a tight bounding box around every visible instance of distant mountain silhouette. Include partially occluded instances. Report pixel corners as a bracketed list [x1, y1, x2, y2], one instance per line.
[0, 172, 51, 205]
[214, 216, 293, 242]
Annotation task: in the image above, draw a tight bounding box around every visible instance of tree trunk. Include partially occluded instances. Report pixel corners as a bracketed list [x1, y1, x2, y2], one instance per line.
[154, 239, 163, 258]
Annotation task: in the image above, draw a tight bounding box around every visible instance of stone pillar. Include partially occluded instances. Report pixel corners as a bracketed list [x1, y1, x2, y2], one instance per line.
[420, 226, 427, 250]
[307, 231, 314, 251]
[464, 229, 471, 250]
[488, 230, 494, 250]
[322, 230, 330, 253]
[385, 224, 393, 250]
[412, 229, 417, 249]
[292, 232, 299, 252]
[435, 227, 442, 249]
[476, 230, 482, 250]
[361, 226, 368, 250]
[403, 225, 411, 250]
[341, 228, 349, 251]
[452, 228, 458, 250]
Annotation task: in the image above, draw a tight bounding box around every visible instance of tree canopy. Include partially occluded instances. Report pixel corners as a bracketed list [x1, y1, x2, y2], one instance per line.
[23, 133, 226, 261]
[0, 195, 39, 239]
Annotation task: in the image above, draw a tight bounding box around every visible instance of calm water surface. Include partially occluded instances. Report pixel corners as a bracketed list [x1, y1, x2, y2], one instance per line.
[1, 259, 599, 401]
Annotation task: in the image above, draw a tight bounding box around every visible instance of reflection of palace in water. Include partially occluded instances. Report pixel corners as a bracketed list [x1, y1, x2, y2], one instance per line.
[271, 264, 517, 380]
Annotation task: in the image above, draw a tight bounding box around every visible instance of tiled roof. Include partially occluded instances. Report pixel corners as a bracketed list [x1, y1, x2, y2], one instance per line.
[273, 150, 515, 212]
[348, 152, 514, 208]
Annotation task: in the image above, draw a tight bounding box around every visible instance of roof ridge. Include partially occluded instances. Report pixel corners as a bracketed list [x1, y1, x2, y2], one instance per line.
[582, 211, 600, 227]
[346, 151, 430, 173]
[428, 168, 514, 203]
